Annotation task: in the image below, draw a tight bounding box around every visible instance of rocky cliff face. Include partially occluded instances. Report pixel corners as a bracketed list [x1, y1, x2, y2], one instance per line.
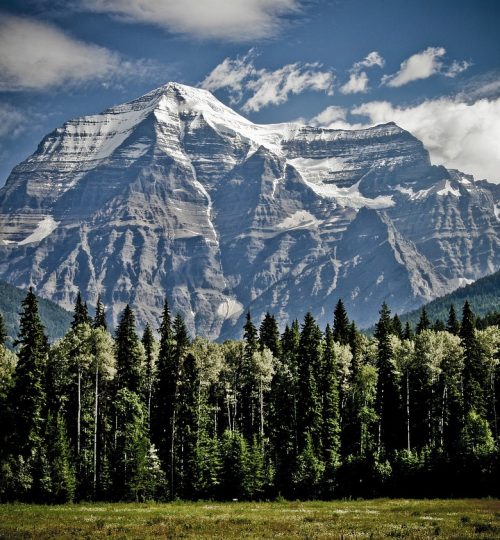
[0, 82, 498, 337]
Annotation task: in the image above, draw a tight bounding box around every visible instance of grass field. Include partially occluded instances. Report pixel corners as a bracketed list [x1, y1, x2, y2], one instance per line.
[0, 499, 499, 539]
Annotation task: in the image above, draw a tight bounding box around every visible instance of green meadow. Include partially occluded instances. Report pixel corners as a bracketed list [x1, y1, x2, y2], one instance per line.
[0, 499, 499, 539]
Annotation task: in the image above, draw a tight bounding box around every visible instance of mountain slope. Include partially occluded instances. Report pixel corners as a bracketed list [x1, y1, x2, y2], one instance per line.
[0, 82, 498, 338]
[0, 281, 73, 346]
[398, 270, 500, 328]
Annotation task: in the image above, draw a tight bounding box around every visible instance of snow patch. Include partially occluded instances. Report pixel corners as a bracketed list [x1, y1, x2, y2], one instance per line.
[437, 180, 460, 198]
[276, 210, 320, 231]
[494, 203, 500, 221]
[18, 216, 59, 245]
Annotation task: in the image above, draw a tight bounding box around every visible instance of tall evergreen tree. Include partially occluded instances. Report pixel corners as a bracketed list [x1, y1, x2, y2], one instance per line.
[447, 305, 460, 335]
[416, 308, 431, 335]
[0, 312, 6, 348]
[241, 312, 259, 440]
[141, 324, 155, 429]
[72, 291, 91, 328]
[321, 324, 340, 493]
[115, 305, 143, 394]
[333, 300, 350, 346]
[375, 302, 401, 455]
[259, 312, 280, 357]
[9, 288, 48, 459]
[392, 315, 403, 339]
[460, 301, 488, 416]
[403, 321, 413, 341]
[297, 313, 322, 452]
[94, 295, 107, 330]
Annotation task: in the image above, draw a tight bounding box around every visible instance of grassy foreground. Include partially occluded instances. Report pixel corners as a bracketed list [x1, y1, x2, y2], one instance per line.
[0, 499, 499, 539]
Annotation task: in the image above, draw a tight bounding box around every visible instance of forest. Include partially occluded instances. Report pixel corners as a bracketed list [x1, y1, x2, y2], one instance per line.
[0, 289, 499, 503]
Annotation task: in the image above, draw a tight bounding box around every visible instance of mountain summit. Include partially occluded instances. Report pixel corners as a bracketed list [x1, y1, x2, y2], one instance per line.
[0, 82, 498, 337]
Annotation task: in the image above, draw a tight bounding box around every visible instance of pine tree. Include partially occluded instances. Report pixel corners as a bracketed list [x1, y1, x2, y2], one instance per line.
[115, 305, 143, 393]
[9, 288, 48, 459]
[321, 324, 340, 493]
[333, 299, 350, 346]
[432, 319, 446, 332]
[403, 322, 413, 341]
[241, 312, 258, 440]
[151, 299, 175, 485]
[297, 313, 322, 453]
[94, 295, 107, 330]
[375, 302, 402, 455]
[142, 324, 155, 429]
[72, 291, 91, 328]
[460, 301, 488, 416]
[392, 315, 403, 339]
[259, 312, 280, 357]
[447, 305, 460, 335]
[416, 308, 430, 335]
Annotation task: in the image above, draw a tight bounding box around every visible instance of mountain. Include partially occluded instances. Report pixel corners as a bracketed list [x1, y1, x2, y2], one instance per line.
[0, 82, 498, 339]
[397, 269, 500, 329]
[0, 281, 73, 347]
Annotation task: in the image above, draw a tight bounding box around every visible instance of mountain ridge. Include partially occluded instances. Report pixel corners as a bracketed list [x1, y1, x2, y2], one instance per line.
[0, 81, 498, 339]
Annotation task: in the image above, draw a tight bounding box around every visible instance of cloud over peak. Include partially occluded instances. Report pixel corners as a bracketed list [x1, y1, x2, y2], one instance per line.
[78, 0, 302, 41]
[340, 51, 385, 95]
[201, 52, 334, 112]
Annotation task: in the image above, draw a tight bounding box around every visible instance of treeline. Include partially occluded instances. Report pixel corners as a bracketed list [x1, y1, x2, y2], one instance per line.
[0, 291, 499, 502]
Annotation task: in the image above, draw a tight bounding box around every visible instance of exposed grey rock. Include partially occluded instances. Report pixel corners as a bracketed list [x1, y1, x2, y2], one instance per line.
[0, 82, 498, 338]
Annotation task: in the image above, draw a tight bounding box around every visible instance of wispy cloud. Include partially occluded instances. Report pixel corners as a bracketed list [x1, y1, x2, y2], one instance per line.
[76, 0, 302, 41]
[382, 46, 470, 88]
[310, 97, 500, 182]
[0, 104, 31, 138]
[201, 52, 335, 112]
[340, 51, 384, 94]
[0, 13, 160, 91]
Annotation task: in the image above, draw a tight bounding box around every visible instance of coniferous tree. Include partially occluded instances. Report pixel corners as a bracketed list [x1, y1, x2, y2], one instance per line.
[0, 312, 6, 348]
[447, 305, 460, 335]
[241, 312, 258, 440]
[141, 324, 155, 429]
[322, 324, 340, 493]
[333, 300, 350, 345]
[432, 319, 446, 332]
[416, 308, 430, 334]
[460, 301, 488, 417]
[94, 295, 107, 330]
[297, 313, 322, 453]
[115, 305, 143, 393]
[151, 299, 175, 484]
[259, 312, 280, 357]
[392, 315, 403, 339]
[9, 288, 48, 460]
[72, 292, 91, 328]
[403, 322, 413, 341]
[375, 302, 401, 455]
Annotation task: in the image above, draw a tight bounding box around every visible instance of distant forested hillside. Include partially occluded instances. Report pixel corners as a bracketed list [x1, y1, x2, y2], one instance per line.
[399, 270, 500, 328]
[0, 281, 72, 346]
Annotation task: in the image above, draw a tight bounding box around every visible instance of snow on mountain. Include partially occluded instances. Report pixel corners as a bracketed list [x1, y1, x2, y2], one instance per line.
[0, 82, 498, 337]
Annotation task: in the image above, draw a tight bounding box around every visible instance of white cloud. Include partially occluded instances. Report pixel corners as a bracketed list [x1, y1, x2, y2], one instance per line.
[340, 51, 385, 95]
[0, 13, 158, 91]
[309, 105, 347, 125]
[0, 104, 30, 138]
[78, 0, 301, 41]
[382, 46, 470, 88]
[201, 53, 334, 112]
[340, 72, 369, 94]
[338, 98, 500, 182]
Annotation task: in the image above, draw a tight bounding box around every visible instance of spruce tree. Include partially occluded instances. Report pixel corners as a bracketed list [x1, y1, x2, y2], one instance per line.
[151, 299, 175, 483]
[94, 295, 107, 330]
[432, 319, 446, 332]
[374, 302, 401, 455]
[416, 308, 430, 334]
[9, 288, 48, 459]
[392, 315, 403, 339]
[142, 324, 155, 429]
[460, 301, 488, 416]
[0, 312, 6, 348]
[241, 312, 258, 440]
[115, 305, 143, 394]
[333, 299, 350, 345]
[72, 291, 91, 328]
[403, 322, 413, 341]
[297, 313, 322, 452]
[259, 312, 280, 357]
[447, 305, 460, 335]
[322, 324, 340, 493]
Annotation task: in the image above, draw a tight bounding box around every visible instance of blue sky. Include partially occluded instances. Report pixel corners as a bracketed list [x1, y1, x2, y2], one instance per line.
[1, 0, 500, 185]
